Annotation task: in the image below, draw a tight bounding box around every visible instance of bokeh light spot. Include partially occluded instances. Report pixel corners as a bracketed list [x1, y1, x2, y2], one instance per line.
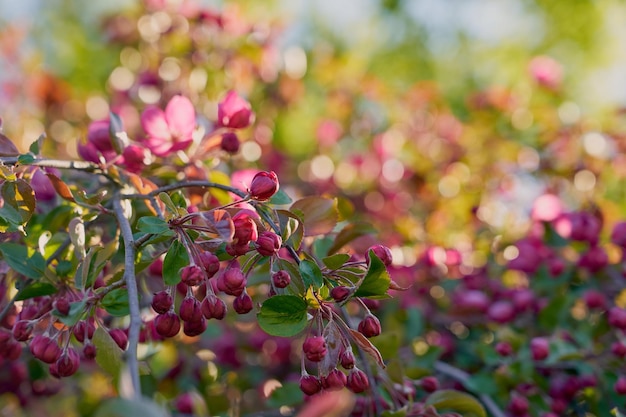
[574, 170, 596, 191]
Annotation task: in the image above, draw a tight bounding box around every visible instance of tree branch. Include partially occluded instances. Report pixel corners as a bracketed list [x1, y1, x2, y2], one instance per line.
[121, 180, 247, 199]
[112, 193, 142, 399]
[0, 156, 103, 173]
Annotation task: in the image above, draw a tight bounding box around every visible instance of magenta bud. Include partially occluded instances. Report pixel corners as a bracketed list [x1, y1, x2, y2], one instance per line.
[421, 376, 439, 393]
[530, 337, 550, 361]
[612, 341, 626, 358]
[256, 231, 282, 257]
[181, 264, 205, 287]
[155, 311, 181, 338]
[198, 251, 220, 278]
[299, 374, 322, 396]
[151, 291, 173, 314]
[583, 289, 607, 310]
[220, 132, 240, 154]
[340, 349, 355, 369]
[330, 286, 351, 303]
[72, 319, 96, 343]
[487, 301, 515, 324]
[233, 292, 253, 314]
[358, 314, 381, 338]
[616, 376, 626, 395]
[201, 295, 227, 320]
[109, 329, 129, 350]
[612, 222, 626, 248]
[347, 368, 370, 393]
[303, 336, 327, 362]
[179, 296, 203, 322]
[272, 270, 291, 289]
[174, 393, 194, 414]
[54, 297, 71, 316]
[495, 341, 513, 357]
[12, 320, 32, 342]
[232, 211, 259, 245]
[366, 244, 393, 267]
[509, 394, 529, 415]
[248, 171, 279, 201]
[218, 268, 247, 297]
[322, 368, 347, 391]
[609, 307, 626, 330]
[30, 335, 62, 364]
[83, 343, 97, 360]
[183, 316, 207, 337]
[217, 90, 254, 129]
[55, 347, 80, 377]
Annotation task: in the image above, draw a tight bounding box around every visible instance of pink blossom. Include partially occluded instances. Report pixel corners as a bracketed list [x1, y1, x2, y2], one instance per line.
[140, 95, 196, 156]
[217, 91, 253, 129]
[529, 56, 563, 90]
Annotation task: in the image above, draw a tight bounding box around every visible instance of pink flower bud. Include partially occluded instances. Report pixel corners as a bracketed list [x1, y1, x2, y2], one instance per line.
[330, 286, 351, 303]
[232, 211, 259, 245]
[303, 336, 327, 362]
[366, 245, 393, 267]
[151, 291, 173, 314]
[508, 394, 529, 415]
[256, 231, 282, 257]
[347, 368, 369, 393]
[530, 337, 550, 361]
[421, 376, 439, 393]
[322, 368, 347, 391]
[233, 292, 253, 314]
[155, 311, 181, 338]
[201, 295, 227, 320]
[583, 289, 607, 310]
[217, 268, 247, 297]
[616, 377, 626, 395]
[179, 296, 203, 322]
[578, 246, 608, 273]
[198, 251, 220, 278]
[220, 132, 240, 154]
[609, 307, 626, 330]
[183, 316, 207, 337]
[217, 91, 253, 129]
[55, 347, 80, 377]
[267, 271, 288, 290]
[495, 341, 513, 357]
[612, 222, 626, 249]
[12, 320, 32, 342]
[30, 335, 62, 364]
[529, 55, 562, 90]
[299, 374, 322, 396]
[83, 343, 97, 360]
[87, 119, 114, 153]
[487, 301, 515, 324]
[121, 144, 149, 173]
[358, 314, 381, 338]
[54, 297, 71, 316]
[174, 393, 194, 414]
[30, 169, 56, 202]
[225, 243, 250, 257]
[73, 319, 96, 343]
[109, 329, 128, 350]
[248, 171, 279, 201]
[180, 264, 205, 286]
[340, 349, 355, 369]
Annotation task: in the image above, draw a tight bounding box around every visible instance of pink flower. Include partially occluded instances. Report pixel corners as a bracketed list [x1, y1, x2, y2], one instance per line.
[141, 95, 196, 156]
[529, 56, 563, 90]
[217, 91, 253, 129]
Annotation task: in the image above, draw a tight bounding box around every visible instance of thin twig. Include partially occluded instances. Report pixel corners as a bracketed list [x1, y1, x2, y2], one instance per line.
[112, 193, 142, 399]
[121, 180, 247, 199]
[434, 360, 506, 417]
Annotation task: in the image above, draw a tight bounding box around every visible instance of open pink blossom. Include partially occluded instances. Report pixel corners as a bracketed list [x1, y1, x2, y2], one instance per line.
[217, 91, 253, 129]
[140, 95, 196, 156]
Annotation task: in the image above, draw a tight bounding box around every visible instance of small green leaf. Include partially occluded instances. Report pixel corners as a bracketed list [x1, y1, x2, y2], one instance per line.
[29, 133, 45, 155]
[258, 295, 308, 337]
[2, 179, 36, 225]
[17, 154, 35, 165]
[354, 251, 391, 298]
[56, 260, 73, 277]
[322, 253, 350, 270]
[15, 282, 57, 300]
[137, 216, 174, 236]
[93, 326, 123, 378]
[290, 196, 338, 237]
[162, 240, 189, 285]
[109, 111, 128, 154]
[158, 192, 178, 215]
[299, 259, 324, 290]
[266, 382, 303, 408]
[54, 299, 87, 326]
[425, 390, 486, 417]
[0, 243, 45, 279]
[269, 189, 292, 205]
[277, 210, 303, 250]
[95, 397, 170, 417]
[102, 287, 130, 316]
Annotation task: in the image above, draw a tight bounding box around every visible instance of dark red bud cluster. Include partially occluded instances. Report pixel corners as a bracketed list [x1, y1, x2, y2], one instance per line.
[330, 286, 351, 303]
[217, 268, 247, 297]
[299, 374, 322, 396]
[347, 368, 369, 393]
[233, 292, 253, 314]
[358, 314, 381, 338]
[303, 336, 327, 362]
[180, 264, 205, 286]
[272, 270, 290, 288]
[256, 231, 282, 257]
[201, 295, 227, 320]
[151, 291, 173, 314]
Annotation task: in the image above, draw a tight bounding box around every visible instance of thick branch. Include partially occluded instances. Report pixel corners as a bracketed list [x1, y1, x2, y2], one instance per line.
[112, 194, 142, 399]
[0, 156, 103, 173]
[434, 361, 506, 417]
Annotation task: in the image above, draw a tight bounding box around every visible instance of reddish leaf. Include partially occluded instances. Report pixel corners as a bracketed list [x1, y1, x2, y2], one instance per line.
[0, 133, 19, 156]
[1, 179, 36, 224]
[46, 173, 75, 202]
[290, 196, 338, 237]
[348, 328, 386, 369]
[202, 209, 235, 241]
[320, 322, 343, 375]
[327, 222, 376, 255]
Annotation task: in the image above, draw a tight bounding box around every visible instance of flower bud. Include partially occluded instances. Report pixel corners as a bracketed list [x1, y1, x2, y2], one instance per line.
[181, 264, 205, 287]
[509, 394, 529, 415]
[487, 301, 515, 324]
[347, 368, 369, 393]
[232, 211, 259, 245]
[179, 296, 203, 322]
[340, 349, 355, 369]
[303, 336, 327, 362]
[30, 335, 62, 364]
[183, 316, 207, 337]
[73, 319, 96, 343]
[366, 244, 393, 267]
[109, 329, 128, 350]
[174, 393, 194, 414]
[220, 132, 240, 154]
[495, 341, 513, 357]
[12, 320, 32, 342]
[225, 243, 250, 257]
[612, 341, 626, 358]
[55, 347, 80, 377]
[299, 374, 322, 396]
[2, 340, 22, 360]
[151, 291, 173, 314]
[202, 295, 227, 320]
[612, 222, 626, 248]
[54, 297, 71, 316]
[322, 368, 347, 391]
[530, 337, 550, 361]
[217, 268, 247, 297]
[217, 90, 253, 129]
[583, 289, 607, 310]
[609, 307, 626, 330]
[248, 171, 279, 201]
[233, 292, 253, 314]
[198, 251, 220, 278]
[256, 231, 282, 257]
[330, 286, 351, 303]
[421, 376, 439, 393]
[83, 343, 97, 360]
[358, 314, 381, 338]
[272, 270, 291, 288]
[30, 169, 56, 202]
[155, 311, 181, 338]
[616, 376, 626, 395]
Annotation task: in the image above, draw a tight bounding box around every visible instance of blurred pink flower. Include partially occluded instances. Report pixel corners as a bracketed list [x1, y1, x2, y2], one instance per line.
[531, 194, 564, 222]
[529, 56, 563, 90]
[217, 91, 253, 129]
[141, 95, 196, 156]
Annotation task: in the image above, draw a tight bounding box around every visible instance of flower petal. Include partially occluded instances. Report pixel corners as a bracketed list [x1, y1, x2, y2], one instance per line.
[141, 106, 170, 141]
[165, 95, 196, 140]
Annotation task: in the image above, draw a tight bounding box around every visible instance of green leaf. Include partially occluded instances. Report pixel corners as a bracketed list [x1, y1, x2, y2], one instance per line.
[266, 382, 303, 408]
[158, 192, 178, 215]
[15, 282, 57, 300]
[0, 243, 45, 279]
[94, 397, 170, 417]
[290, 196, 338, 236]
[29, 133, 45, 155]
[299, 259, 324, 290]
[277, 209, 303, 250]
[258, 295, 308, 337]
[76, 243, 117, 290]
[322, 253, 350, 270]
[327, 222, 376, 255]
[354, 251, 391, 298]
[425, 390, 486, 417]
[463, 371, 498, 395]
[54, 299, 87, 326]
[93, 326, 124, 378]
[269, 189, 292, 205]
[1, 179, 36, 225]
[381, 408, 408, 417]
[102, 287, 130, 316]
[137, 216, 174, 236]
[162, 240, 189, 285]
[17, 154, 35, 165]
